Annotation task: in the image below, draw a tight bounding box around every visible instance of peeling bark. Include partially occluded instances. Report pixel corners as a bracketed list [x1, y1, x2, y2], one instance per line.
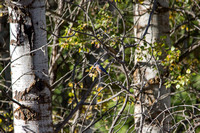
[8, 0, 53, 132]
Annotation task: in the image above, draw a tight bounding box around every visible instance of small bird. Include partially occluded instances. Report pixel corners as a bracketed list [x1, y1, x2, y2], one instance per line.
[93, 63, 109, 75]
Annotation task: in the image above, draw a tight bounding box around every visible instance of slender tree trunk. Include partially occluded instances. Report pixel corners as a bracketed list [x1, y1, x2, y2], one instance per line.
[49, 0, 64, 85]
[8, 0, 53, 132]
[134, 0, 171, 132]
[0, 1, 10, 87]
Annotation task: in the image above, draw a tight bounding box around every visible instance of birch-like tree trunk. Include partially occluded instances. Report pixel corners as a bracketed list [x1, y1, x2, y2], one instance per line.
[134, 0, 171, 132]
[8, 0, 53, 132]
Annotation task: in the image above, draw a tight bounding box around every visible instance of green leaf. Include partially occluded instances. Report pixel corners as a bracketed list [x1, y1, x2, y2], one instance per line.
[54, 89, 61, 94]
[68, 92, 74, 97]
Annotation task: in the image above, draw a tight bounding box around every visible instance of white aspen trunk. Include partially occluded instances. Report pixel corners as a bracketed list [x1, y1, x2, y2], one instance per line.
[134, 0, 171, 132]
[8, 0, 53, 132]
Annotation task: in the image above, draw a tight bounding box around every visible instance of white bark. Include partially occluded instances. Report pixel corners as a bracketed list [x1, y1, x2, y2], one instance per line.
[9, 0, 53, 132]
[134, 0, 171, 132]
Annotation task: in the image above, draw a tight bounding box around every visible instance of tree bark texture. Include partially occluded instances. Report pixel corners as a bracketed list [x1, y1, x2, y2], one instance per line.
[8, 0, 53, 132]
[134, 0, 171, 132]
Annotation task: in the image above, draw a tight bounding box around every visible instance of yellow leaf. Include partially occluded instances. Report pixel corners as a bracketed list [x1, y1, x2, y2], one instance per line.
[80, 83, 83, 88]
[86, 48, 89, 53]
[9, 124, 13, 128]
[92, 76, 95, 81]
[8, 124, 13, 132]
[62, 43, 69, 47]
[178, 75, 182, 79]
[68, 92, 74, 97]
[186, 69, 191, 74]
[78, 48, 82, 53]
[177, 66, 181, 71]
[90, 66, 93, 70]
[158, 51, 162, 56]
[138, 0, 144, 4]
[186, 27, 188, 31]
[85, 69, 90, 72]
[102, 108, 107, 112]
[181, 25, 186, 30]
[95, 41, 98, 45]
[166, 55, 170, 61]
[91, 40, 95, 45]
[68, 82, 73, 87]
[169, 14, 173, 20]
[97, 99, 101, 102]
[68, 98, 73, 104]
[97, 87, 103, 92]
